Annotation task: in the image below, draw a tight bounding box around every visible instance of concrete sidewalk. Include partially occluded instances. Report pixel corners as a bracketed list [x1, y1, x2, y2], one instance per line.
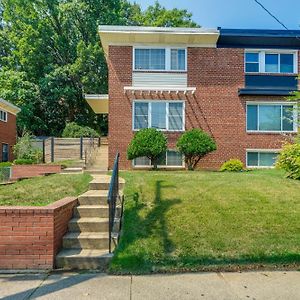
[0, 271, 299, 300]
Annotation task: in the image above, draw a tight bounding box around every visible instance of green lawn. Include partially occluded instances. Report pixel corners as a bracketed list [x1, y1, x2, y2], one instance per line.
[110, 169, 300, 274]
[0, 173, 92, 206]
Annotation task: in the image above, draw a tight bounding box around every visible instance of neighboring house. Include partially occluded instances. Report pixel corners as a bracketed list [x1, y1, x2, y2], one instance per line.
[0, 98, 20, 162]
[86, 26, 299, 170]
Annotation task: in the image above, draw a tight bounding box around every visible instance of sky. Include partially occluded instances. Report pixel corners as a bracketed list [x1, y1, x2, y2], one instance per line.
[130, 0, 300, 30]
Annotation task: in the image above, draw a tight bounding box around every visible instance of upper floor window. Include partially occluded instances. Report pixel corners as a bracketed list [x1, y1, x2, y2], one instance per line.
[0, 110, 7, 122]
[134, 48, 186, 71]
[133, 101, 184, 131]
[247, 102, 297, 132]
[245, 51, 297, 74]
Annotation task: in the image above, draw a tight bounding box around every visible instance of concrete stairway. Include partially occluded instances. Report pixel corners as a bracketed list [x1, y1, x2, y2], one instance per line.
[84, 145, 108, 175]
[55, 175, 125, 270]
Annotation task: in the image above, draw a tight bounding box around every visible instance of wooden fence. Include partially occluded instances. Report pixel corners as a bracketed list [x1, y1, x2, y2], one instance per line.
[33, 137, 100, 163]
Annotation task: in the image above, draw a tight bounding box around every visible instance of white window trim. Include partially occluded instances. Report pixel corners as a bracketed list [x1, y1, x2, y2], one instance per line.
[245, 49, 298, 74]
[246, 149, 280, 168]
[133, 46, 187, 72]
[132, 150, 185, 168]
[0, 110, 8, 122]
[132, 100, 185, 132]
[246, 101, 298, 133]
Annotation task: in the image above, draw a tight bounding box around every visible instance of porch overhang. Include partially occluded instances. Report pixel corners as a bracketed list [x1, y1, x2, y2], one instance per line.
[0, 98, 21, 115]
[85, 94, 109, 114]
[124, 86, 196, 95]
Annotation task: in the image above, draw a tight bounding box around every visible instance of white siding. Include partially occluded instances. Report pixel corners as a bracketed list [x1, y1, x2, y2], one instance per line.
[132, 72, 187, 88]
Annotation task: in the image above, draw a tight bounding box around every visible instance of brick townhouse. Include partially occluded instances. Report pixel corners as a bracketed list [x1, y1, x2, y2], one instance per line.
[0, 98, 20, 162]
[85, 26, 299, 170]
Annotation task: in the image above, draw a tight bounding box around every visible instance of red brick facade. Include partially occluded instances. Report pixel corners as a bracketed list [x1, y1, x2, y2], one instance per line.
[0, 112, 17, 162]
[0, 197, 77, 270]
[108, 46, 298, 170]
[11, 164, 61, 180]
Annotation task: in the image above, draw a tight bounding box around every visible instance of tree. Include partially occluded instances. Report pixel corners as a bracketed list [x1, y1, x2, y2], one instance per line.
[127, 128, 167, 170]
[0, 0, 199, 136]
[177, 129, 217, 170]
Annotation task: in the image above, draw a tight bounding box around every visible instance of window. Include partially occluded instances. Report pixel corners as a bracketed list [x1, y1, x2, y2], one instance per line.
[171, 49, 186, 70]
[245, 51, 297, 74]
[247, 151, 278, 168]
[0, 110, 7, 122]
[2, 144, 9, 162]
[133, 101, 184, 131]
[134, 48, 186, 71]
[133, 150, 183, 167]
[247, 103, 296, 132]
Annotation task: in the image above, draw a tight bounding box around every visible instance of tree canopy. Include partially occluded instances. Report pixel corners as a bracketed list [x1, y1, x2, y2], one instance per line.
[0, 0, 198, 136]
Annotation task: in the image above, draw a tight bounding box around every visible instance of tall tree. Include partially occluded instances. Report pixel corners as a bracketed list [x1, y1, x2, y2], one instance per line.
[0, 0, 199, 136]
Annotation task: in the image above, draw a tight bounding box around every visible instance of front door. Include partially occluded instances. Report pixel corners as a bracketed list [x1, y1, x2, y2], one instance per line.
[2, 144, 9, 162]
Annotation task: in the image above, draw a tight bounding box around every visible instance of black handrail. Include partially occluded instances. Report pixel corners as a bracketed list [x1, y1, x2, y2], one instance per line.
[107, 153, 120, 253]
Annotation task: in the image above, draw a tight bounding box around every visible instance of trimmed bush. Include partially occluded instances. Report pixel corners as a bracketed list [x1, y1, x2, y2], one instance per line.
[176, 129, 217, 170]
[127, 128, 167, 169]
[0, 162, 12, 167]
[13, 132, 43, 164]
[13, 158, 35, 165]
[276, 143, 300, 180]
[62, 122, 100, 138]
[220, 159, 244, 172]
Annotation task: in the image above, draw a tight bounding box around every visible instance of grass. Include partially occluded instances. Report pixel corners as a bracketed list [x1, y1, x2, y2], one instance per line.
[0, 173, 92, 206]
[110, 169, 300, 274]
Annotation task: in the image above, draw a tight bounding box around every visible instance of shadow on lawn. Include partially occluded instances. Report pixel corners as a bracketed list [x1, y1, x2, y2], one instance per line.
[111, 180, 181, 271]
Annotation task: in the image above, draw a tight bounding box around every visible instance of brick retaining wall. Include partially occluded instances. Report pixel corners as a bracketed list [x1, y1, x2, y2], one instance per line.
[11, 164, 61, 180]
[0, 197, 77, 270]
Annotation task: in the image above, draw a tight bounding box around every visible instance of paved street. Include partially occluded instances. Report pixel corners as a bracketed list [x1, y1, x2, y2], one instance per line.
[0, 271, 299, 299]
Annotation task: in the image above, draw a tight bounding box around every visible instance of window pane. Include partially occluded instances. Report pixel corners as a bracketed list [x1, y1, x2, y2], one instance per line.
[169, 103, 183, 130]
[167, 151, 183, 166]
[282, 105, 294, 131]
[171, 49, 186, 70]
[150, 49, 165, 70]
[265, 54, 279, 72]
[247, 105, 258, 130]
[259, 153, 278, 167]
[259, 105, 281, 131]
[134, 103, 148, 129]
[280, 54, 294, 73]
[2, 144, 9, 162]
[246, 53, 259, 63]
[135, 49, 150, 70]
[151, 102, 166, 129]
[134, 156, 150, 166]
[246, 63, 259, 72]
[247, 152, 258, 167]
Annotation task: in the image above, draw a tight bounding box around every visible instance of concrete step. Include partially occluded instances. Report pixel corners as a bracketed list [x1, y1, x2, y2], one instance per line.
[68, 217, 109, 232]
[56, 249, 112, 270]
[61, 167, 83, 174]
[89, 175, 125, 190]
[78, 190, 108, 205]
[84, 169, 107, 175]
[62, 232, 109, 250]
[74, 205, 108, 218]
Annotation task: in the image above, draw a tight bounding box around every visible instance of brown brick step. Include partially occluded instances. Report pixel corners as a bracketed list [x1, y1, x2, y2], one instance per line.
[62, 232, 109, 250]
[55, 249, 112, 270]
[68, 217, 109, 232]
[74, 205, 108, 218]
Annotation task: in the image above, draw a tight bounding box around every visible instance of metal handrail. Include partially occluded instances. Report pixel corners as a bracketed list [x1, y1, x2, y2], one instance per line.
[107, 153, 120, 253]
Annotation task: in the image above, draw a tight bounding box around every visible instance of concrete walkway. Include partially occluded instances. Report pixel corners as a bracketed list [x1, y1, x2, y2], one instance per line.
[0, 271, 299, 299]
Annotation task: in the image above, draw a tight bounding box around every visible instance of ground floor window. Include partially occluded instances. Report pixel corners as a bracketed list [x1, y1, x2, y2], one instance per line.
[246, 150, 279, 168]
[2, 143, 9, 162]
[133, 150, 184, 167]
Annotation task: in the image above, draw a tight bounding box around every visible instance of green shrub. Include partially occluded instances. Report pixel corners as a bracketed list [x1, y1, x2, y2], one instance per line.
[176, 129, 217, 170]
[127, 128, 167, 169]
[62, 122, 100, 138]
[220, 159, 244, 172]
[276, 143, 300, 180]
[0, 162, 12, 167]
[13, 158, 35, 165]
[13, 132, 43, 164]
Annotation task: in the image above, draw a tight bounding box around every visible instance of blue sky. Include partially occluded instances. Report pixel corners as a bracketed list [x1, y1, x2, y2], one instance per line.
[130, 0, 300, 30]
